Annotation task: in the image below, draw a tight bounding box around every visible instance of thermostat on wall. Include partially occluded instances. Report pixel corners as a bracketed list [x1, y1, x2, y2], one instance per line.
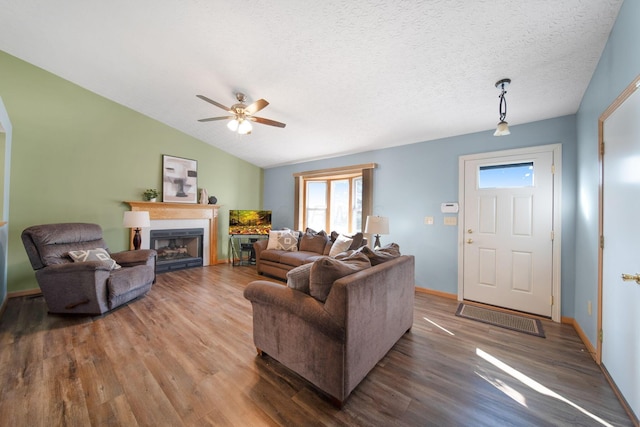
[441, 202, 459, 213]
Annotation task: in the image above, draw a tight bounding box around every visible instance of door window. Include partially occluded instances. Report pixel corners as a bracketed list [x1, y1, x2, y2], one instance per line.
[478, 162, 534, 188]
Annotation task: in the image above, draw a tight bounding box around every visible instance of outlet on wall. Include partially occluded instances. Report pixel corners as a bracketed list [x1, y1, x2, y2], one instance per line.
[424, 216, 434, 225]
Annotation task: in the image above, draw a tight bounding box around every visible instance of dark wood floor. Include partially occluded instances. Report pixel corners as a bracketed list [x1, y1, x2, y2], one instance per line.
[0, 264, 634, 426]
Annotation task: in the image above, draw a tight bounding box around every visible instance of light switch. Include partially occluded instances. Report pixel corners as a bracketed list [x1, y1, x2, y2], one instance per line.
[444, 216, 457, 226]
[424, 216, 434, 225]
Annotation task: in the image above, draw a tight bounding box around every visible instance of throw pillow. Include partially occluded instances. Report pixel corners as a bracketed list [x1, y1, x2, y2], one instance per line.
[323, 241, 333, 256]
[299, 228, 328, 253]
[347, 232, 364, 250]
[358, 243, 401, 266]
[330, 231, 364, 250]
[286, 263, 313, 294]
[309, 252, 371, 302]
[328, 234, 353, 257]
[266, 230, 299, 251]
[67, 248, 121, 270]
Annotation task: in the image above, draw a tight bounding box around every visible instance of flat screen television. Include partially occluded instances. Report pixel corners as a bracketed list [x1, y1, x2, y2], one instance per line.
[229, 210, 272, 235]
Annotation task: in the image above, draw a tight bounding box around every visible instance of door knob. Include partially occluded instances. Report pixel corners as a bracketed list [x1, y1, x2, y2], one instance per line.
[466, 239, 473, 244]
[467, 229, 473, 234]
[621, 273, 640, 284]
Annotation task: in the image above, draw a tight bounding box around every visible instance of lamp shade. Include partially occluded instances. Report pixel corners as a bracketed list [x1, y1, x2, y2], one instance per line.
[238, 119, 252, 135]
[227, 119, 239, 131]
[365, 216, 389, 235]
[494, 120, 511, 136]
[123, 211, 150, 228]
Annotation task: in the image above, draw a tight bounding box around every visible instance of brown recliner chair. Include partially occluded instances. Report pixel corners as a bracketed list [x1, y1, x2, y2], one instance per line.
[22, 222, 157, 315]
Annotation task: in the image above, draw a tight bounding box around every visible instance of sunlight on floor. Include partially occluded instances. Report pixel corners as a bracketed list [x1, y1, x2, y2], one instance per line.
[423, 317, 455, 336]
[475, 368, 528, 407]
[476, 348, 614, 427]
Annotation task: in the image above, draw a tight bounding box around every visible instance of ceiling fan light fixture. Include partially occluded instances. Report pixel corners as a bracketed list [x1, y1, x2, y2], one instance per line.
[238, 119, 252, 135]
[197, 93, 286, 133]
[494, 120, 510, 136]
[227, 119, 239, 131]
[493, 78, 511, 137]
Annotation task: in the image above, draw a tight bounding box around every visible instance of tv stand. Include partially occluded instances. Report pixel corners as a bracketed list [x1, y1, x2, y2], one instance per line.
[229, 234, 267, 266]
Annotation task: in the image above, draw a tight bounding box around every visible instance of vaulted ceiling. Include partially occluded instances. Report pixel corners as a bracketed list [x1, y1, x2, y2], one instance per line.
[0, 0, 623, 168]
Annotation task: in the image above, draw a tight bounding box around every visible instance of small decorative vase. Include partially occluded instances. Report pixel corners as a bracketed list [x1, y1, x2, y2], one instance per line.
[149, 198, 157, 203]
[208, 196, 217, 205]
[199, 188, 208, 204]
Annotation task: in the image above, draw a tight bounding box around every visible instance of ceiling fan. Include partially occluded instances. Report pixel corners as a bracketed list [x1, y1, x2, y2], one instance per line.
[196, 93, 286, 135]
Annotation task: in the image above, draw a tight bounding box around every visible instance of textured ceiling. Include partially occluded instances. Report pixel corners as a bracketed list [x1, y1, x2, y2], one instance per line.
[0, 0, 623, 168]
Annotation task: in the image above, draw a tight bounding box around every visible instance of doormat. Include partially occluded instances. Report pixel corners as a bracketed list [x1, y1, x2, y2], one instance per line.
[455, 303, 545, 338]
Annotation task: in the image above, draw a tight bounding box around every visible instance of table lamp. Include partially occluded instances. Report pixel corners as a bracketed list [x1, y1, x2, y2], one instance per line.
[123, 211, 150, 250]
[365, 215, 389, 249]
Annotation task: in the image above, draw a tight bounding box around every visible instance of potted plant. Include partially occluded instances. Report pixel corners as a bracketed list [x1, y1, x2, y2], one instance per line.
[143, 188, 159, 202]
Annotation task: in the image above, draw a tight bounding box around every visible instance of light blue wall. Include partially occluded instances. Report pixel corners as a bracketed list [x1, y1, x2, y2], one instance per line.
[264, 115, 577, 316]
[575, 0, 640, 346]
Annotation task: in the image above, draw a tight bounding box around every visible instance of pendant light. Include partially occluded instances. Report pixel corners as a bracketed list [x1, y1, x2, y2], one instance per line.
[494, 78, 511, 136]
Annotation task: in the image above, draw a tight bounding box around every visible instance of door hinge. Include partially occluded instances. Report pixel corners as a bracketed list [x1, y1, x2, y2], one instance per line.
[600, 235, 605, 249]
[600, 141, 605, 156]
[551, 164, 555, 174]
[550, 295, 554, 306]
[599, 329, 603, 343]
[551, 230, 555, 241]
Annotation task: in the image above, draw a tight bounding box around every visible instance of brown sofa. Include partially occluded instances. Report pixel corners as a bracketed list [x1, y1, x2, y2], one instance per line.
[244, 253, 415, 406]
[254, 229, 365, 280]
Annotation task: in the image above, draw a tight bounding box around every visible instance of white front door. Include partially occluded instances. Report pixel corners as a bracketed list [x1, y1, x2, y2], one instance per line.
[600, 77, 640, 417]
[460, 146, 557, 317]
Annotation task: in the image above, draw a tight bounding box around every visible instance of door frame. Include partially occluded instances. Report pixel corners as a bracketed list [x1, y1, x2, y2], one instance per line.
[457, 144, 562, 322]
[597, 74, 640, 365]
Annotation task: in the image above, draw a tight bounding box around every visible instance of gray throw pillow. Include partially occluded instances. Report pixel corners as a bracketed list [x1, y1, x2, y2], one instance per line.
[309, 252, 371, 302]
[347, 232, 364, 250]
[286, 263, 313, 294]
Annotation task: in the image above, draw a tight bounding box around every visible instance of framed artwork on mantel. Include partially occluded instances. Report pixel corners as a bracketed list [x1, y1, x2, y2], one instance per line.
[162, 155, 198, 204]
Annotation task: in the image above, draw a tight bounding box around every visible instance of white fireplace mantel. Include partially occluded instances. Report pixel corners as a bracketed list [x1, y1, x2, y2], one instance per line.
[125, 201, 220, 265]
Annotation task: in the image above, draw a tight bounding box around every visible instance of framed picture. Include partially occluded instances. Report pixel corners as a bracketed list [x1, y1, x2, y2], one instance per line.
[162, 155, 198, 203]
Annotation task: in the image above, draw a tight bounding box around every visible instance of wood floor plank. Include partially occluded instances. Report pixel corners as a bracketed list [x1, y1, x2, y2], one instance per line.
[0, 264, 634, 426]
[42, 352, 93, 426]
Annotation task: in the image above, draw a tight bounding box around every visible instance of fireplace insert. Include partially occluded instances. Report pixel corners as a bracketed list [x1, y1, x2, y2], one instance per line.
[150, 228, 204, 273]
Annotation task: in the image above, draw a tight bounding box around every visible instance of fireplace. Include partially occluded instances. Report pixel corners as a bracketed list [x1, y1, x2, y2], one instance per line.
[150, 228, 204, 273]
[125, 202, 219, 266]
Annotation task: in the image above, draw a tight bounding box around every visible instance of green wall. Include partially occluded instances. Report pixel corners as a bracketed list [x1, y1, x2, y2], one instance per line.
[0, 50, 264, 293]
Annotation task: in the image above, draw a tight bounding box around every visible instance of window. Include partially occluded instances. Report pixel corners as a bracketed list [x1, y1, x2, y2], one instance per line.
[294, 164, 375, 233]
[304, 176, 362, 234]
[478, 162, 534, 188]
[306, 181, 327, 231]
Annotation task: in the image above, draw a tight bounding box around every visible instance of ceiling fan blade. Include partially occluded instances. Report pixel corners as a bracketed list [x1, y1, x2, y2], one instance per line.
[250, 116, 286, 128]
[196, 95, 232, 112]
[198, 116, 234, 122]
[244, 99, 269, 115]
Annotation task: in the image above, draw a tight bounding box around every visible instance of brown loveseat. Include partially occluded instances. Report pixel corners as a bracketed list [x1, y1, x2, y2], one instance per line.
[244, 252, 415, 406]
[254, 229, 365, 280]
